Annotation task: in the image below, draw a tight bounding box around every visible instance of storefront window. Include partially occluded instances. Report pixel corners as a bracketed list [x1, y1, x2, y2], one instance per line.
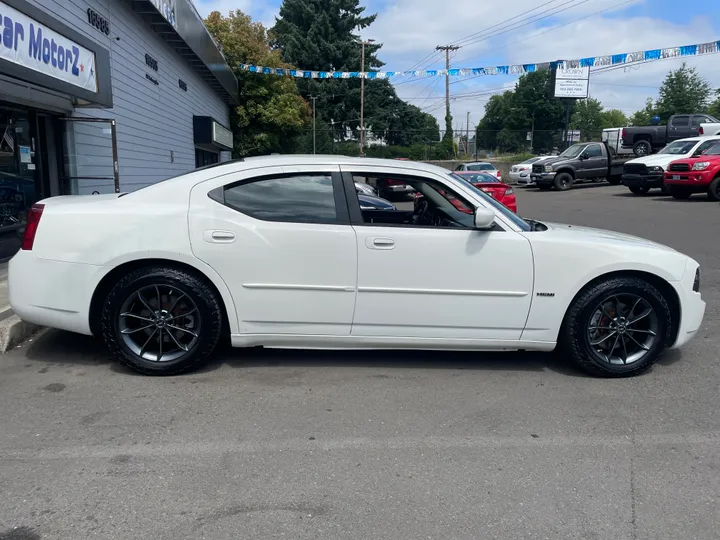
[0, 105, 39, 260]
[195, 148, 219, 168]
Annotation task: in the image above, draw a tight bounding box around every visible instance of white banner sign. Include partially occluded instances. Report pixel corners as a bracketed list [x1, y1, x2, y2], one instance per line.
[554, 65, 590, 98]
[0, 1, 98, 93]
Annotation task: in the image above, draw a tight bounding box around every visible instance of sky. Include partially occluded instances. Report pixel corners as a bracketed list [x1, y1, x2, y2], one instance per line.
[194, 0, 720, 131]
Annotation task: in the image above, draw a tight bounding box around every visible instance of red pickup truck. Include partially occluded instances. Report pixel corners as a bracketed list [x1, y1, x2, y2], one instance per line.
[665, 141, 720, 200]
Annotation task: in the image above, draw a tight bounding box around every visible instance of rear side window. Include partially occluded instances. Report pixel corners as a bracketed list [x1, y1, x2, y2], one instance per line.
[695, 139, 720, 154]
[223, 174, 337, 223]
[671, 116, 689, 127]
[466, 163, 494, 171]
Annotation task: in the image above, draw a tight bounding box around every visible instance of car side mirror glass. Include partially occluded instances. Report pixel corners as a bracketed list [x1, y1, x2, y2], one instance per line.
[473, 207, 495, 230]
[579, 154, 587, 160]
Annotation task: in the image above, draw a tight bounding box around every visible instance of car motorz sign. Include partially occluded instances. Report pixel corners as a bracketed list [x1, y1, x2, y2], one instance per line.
[0, 1, 98, 92]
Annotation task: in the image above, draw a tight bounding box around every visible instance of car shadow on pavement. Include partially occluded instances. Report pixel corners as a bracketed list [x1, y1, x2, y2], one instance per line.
[22, 329, 683, 378]
[20, 329, 591, 378]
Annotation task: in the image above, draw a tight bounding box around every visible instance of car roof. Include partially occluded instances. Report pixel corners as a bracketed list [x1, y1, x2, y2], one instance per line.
[673, 135, 720, 143]
[464, 161, 494, 166]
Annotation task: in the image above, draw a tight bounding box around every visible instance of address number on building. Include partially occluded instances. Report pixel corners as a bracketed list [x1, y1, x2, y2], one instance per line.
[87, 8, 110, 36]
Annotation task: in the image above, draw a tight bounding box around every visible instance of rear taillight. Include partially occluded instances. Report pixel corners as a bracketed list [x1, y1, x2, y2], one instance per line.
[699, 126, 704, 135]
[21, 203, 44, 251]
[621, 128, 626, 139]
[496, 170, 502, 178]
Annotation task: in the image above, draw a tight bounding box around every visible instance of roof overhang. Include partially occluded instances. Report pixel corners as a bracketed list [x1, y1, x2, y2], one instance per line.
[128, 0, 238, 105]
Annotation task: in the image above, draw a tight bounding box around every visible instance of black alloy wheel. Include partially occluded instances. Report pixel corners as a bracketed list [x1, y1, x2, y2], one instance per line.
[101, 266, 224, 375]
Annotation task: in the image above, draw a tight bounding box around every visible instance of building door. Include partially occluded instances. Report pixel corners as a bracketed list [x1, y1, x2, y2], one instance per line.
[0, 103, 42, 260]
[59, 118, 119, 194]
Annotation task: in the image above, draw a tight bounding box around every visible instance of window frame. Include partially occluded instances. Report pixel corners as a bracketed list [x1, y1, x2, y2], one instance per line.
[339, 169, 507, 232]
[583, 143, 603, 158]
[213, 171, 351, 225]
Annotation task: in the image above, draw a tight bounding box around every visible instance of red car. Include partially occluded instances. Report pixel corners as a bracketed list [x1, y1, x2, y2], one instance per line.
[455, 171, 517, 212]
[665, 142, 720, 200]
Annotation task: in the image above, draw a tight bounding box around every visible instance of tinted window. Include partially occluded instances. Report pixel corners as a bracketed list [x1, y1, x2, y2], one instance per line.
[702, 143, 720, 156]
[224, 174, 337, 223]
[466, 163, 495, 171]
[671, 116, 689, 127]
[691, 116, 708, 127]
[584, 144, 602, 157]
[695, 140, 720, 155]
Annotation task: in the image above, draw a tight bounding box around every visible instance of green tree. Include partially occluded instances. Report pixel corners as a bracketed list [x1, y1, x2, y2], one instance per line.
[600, 109, 629, 129]
[476, 70, 570, 154]
[204, 11, 310, 157]
[272, 0, 439, 149]
[571, 98, 604, 141]
[629, 98, 657, 126]
[708, 89, 720, 119]
[654, 63, 712, 121]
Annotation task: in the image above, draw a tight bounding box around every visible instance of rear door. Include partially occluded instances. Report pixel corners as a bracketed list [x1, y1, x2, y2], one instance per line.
[188, 164, 359, 336]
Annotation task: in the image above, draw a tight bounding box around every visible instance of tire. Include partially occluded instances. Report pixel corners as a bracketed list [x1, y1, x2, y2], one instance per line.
[629, 185, 650, 195]
[670, 186, 692, 200]
[561, 277, 670, 377]
[537, 183, 552, 191]
[632, 140, 651, 157]
[707, 176, 720, 202]
[553, 172, 573, 191]
[607, 175, 622, 185]
[101, 266, 224, 376]
[660, 182, 669, 194]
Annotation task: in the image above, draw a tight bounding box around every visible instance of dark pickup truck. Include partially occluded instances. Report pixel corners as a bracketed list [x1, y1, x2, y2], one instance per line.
[530, 141, 631, 191]
[621, 114, 719, 157]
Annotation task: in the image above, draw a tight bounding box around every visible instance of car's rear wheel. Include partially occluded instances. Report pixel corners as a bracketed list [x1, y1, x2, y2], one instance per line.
[101, 266, 223, 376]
[670, 186, 692, 199]
[707, 176, 720, 201]
[629, 185, 650, 195]
[633, 140, 651, 157]
[553, 173, 573, 191]
[562, 276, 670, 377]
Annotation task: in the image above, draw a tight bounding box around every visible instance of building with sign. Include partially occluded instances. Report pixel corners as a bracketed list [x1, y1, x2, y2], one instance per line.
[0, 0, 237, 258]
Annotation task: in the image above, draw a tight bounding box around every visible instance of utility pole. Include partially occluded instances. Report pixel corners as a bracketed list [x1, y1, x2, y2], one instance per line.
[465, 112, 470, 157]
[436, 45, 460, 148]
[310, 96, 317, 154]
[358, 38, 375, 156]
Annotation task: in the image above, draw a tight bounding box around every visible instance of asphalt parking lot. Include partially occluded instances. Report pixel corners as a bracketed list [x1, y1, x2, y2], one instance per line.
[1, 184, 719, 540]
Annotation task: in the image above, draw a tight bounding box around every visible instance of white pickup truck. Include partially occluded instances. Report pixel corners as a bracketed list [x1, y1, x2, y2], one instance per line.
[700, 120, 720, 136]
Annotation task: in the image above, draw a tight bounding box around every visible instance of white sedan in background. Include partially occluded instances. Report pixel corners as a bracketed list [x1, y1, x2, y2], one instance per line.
[454, 161, 502, 180]
[512, 156, 555, 186]
[10, 156, 704, 378]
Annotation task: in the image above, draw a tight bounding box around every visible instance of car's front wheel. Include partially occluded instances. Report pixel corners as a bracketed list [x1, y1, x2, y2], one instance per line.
[101, 266, 223, 375]
[562, 276, 670, 377]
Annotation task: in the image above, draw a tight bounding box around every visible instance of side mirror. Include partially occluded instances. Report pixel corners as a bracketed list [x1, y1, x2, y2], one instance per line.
[578, 154, 588, 160]
[474, 207, 495, 230]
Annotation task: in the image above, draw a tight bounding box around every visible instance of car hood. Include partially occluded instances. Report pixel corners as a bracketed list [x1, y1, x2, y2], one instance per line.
[535, 156, 570, 167]
[538, 222, 675, 251]
[626, 154, 688, 167]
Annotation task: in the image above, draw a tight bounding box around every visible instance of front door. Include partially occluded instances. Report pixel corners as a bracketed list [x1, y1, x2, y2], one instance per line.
[342, 166, 534, 341]
[580, 143, 606, 178]
[188, 164, 358, 336]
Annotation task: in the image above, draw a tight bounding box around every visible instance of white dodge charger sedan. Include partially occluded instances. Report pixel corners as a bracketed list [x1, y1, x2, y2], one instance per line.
[10, 156, 705, 377]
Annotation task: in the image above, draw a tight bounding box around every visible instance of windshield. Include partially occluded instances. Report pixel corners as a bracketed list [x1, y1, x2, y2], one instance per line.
[657, 141, 698, 155]
[558, 144, 586, 159]
[466, 163, 495, 171]
[449, 173, 531, 232]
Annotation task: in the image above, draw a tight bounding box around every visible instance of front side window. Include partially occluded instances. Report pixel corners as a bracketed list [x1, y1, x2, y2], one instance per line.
[584, 144, 602, 157]
[671, 116, 689, 127]
[695, 140, 720, 155]
[701, 143, 720, 156]
[224, 174, 337, 223]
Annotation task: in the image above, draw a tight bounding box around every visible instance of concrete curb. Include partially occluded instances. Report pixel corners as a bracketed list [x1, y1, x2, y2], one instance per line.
[0, 315, 43, 353]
